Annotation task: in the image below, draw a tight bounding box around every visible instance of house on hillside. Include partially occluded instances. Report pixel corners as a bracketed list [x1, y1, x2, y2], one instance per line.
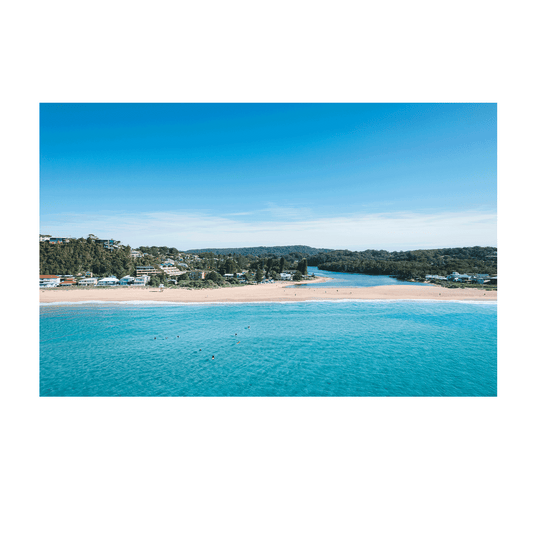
[280, 272, 292, 280]
[120, 275, 136, 285]
[136, 266, 158, 278]
[188, 271, 207, 280]
[160, 264, 184, 276]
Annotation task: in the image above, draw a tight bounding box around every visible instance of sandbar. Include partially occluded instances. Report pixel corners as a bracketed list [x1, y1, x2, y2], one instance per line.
[40, 279, 496, 303]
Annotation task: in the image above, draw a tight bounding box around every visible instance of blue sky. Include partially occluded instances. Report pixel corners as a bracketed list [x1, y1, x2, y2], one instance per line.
[40, 103, 496, 250]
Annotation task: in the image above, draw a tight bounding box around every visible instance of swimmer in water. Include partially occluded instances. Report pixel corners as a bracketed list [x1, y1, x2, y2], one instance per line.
[212, 356, 215, 360]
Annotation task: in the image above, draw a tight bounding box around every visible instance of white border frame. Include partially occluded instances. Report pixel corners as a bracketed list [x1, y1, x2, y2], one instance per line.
[17, 84, 516, 416]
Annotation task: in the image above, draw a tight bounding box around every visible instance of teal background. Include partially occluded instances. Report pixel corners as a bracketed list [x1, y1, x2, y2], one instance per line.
[0, 1, 532, 532]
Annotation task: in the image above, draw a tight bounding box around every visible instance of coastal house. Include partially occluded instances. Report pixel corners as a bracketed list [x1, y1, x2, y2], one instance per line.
[120, 275, 136, 285]
[40, 275, 61, 287]
[133, 276, 149, 286]
[49, 237, 70, 244]
[39, 234, 51, 242]
[78, 278, 98, 286]
[59, 279, 77, 287]
[471, 274, 490, 284]
[280, 272, 292, 280]
[95, 238, 116, 246]
[130, 250, 143, 258]
[136, 266, 158, 279]
[40, 274, 61, 282]
[40, 282, 59, 288]
[97, 277, 119, 286]
[160, 265, 185, 276]
[188, 271, 207, 280]
[447, 272, 461, 281]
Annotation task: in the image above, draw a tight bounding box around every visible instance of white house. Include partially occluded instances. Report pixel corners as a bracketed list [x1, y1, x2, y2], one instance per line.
[120, 275, 136, 285]
[133, 276, 149, 286]
[39, 275, 60, 288]
[280, 272, 292, 280]
[97, 277, 119, 286]
[160, 265, 185, 276]
[78, 278, 98, 286]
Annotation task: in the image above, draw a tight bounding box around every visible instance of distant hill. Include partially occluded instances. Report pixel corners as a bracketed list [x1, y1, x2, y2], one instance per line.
[186, 245, 333, 257]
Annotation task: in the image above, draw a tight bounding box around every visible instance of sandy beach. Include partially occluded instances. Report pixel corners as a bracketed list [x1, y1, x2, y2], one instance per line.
[40, 279, 496, 303]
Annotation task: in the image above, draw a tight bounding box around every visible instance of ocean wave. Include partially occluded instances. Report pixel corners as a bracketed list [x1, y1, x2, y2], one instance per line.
[40, 298, 497, 307]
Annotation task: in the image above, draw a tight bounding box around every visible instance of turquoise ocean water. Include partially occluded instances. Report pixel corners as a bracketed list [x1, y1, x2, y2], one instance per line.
[40, 293, 497, 397]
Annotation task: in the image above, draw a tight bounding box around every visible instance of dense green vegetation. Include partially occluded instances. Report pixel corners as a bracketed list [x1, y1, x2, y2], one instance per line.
[308, 246, 497, 280]
[40, 238, 143, 278]
[41, 239, 497, 288]
[39, 239, 313, 287]
[185, 245, 331, 258]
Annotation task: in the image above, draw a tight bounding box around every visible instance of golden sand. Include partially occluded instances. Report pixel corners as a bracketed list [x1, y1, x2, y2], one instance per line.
[40, 279, 496, 303]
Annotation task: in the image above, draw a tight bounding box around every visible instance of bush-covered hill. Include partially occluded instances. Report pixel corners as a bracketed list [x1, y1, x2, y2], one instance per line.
[40, 238, 144, 278]
[185, 245, 332, 258]
[308, 246, 497, 279]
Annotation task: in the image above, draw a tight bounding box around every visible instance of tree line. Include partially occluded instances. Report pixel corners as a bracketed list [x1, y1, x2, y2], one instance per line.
[308, 246, 497, 279]
[40, 238, 144, 278]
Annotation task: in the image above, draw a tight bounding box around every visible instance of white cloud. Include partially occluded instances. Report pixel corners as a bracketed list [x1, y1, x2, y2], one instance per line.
[40, 208, 497, 251]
